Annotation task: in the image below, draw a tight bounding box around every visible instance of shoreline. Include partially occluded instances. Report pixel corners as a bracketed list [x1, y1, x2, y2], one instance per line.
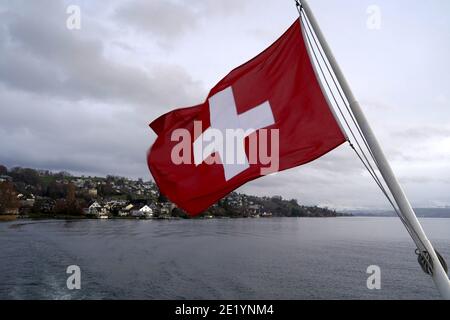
[2, 215, 449, 223]
[1, 214, 351, 222]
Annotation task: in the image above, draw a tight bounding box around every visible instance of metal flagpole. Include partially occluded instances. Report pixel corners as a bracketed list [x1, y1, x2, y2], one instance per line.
[297, 0, 450, 299]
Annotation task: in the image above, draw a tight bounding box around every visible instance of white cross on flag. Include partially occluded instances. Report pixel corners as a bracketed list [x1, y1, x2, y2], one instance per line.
[193, 87, 275, 181]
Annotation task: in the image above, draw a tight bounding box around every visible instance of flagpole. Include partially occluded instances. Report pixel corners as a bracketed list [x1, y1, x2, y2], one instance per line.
[298, 0, 450, 299]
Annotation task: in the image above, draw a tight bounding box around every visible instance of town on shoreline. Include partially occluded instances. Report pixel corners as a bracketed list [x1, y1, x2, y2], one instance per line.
[0, 165, 349, 220]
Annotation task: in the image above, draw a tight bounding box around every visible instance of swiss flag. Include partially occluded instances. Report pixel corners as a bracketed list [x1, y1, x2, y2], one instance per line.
[148, 20, 346, 216]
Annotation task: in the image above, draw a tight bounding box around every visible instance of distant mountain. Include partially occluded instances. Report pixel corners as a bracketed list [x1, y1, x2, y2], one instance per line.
[347, 208, 450, 218]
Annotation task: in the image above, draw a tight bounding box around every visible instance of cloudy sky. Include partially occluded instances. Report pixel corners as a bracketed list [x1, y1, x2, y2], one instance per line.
[0, 0, 449, 210]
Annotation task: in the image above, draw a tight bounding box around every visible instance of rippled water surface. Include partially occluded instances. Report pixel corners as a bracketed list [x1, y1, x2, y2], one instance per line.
[0, 217, 449, 299]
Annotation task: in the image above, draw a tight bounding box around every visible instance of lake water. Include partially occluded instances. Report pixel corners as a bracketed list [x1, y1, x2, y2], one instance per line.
[0, 217, 449, 300]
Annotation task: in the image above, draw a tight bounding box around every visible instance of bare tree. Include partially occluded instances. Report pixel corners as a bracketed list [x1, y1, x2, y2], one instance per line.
[0, 182, 19, 214]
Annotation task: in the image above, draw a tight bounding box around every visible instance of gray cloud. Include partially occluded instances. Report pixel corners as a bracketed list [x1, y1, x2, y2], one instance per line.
[0, 3, 202, 109]
[114, 0, 250, 47]
[115, 1, 198, 43]
[0, 0, 204, 180]
[394, 127, 450, 141]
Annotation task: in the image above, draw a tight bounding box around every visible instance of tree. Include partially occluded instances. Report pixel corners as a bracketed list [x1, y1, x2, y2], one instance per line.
[98, 182, 114, 197]
[158, 192, 169, 203]
[171, 207, 188, 218]
[46, 181, 66, 199]
[0, 182, 19, 214]
[52, 183, 83, 216]
[9, 167, 40, 186]
[0, 165, 7, 176]
[65, 183, 83, 216]
[55, 171, 72, 179]
[66, 183, 76, 203]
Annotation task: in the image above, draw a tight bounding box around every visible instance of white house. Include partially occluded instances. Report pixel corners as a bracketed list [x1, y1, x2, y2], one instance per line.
[130, 205, 154, 218]
[139, 205, 153, 217]
[88, 202, 108, 216]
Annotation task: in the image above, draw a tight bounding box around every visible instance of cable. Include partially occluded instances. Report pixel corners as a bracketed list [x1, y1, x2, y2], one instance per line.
[299, 10, 379, 182]
[296, 1, 378, 166]
[299, 10, 381, 189]
[298, 5, 429, 252]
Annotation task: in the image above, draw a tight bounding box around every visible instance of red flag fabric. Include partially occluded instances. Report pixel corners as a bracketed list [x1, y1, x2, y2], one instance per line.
[147, 20, 346, 216]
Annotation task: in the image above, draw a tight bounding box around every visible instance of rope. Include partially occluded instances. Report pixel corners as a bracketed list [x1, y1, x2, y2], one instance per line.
[297, 1, 384, 192]
[298, 6, 380, 185]
[296, 3, 430, 254]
